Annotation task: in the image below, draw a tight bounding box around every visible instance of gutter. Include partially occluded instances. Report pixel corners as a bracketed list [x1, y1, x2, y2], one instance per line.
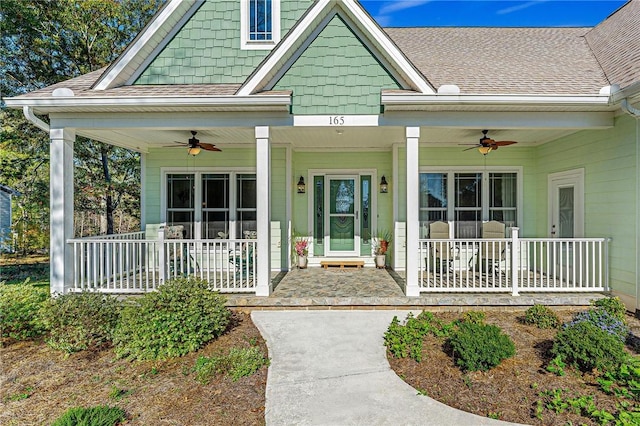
[6, 94, 292, 114]
[381, 93, 612, 107]
[23, 106, 50, 132]
[621, 99, 640, 118]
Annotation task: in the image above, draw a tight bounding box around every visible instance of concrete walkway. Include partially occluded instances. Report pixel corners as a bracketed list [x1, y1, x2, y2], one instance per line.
[252, 310, 522, 426]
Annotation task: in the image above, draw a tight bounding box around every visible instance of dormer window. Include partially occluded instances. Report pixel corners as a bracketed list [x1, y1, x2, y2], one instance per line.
[241, 0, 280, 50]
[250, 0, 272, 41]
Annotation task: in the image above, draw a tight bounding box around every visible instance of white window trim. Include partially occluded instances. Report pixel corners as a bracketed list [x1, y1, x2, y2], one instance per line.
[420, 166, 524, 232]
[161, 167, 256, 239]
[240, 0, 281, 50]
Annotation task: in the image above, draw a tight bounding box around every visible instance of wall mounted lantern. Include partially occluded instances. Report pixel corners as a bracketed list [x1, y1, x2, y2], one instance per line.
[380, 175, 389, 193]
[297, 176, 306, 193]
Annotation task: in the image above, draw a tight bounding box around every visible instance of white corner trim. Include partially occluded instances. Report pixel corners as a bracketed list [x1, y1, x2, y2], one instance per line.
[94, 0, 202, 90]
[240, 0, 281, 50]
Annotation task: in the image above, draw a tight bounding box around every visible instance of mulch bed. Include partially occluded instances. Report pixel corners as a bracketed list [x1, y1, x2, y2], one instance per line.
[0, 311, 266, 426]
[388, 309, 640, 425]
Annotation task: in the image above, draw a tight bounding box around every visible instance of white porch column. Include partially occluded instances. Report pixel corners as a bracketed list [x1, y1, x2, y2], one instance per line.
[49, 126, 75, 295]
[255, 126, 272, 296]
[405, 127, 420, 297]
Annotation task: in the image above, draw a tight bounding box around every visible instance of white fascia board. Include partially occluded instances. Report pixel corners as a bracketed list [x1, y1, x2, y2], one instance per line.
[5, 95, 291, 111]
[94, 0, 200, 90]
[340, 0, 434, 94]
[238, 0, 332, 96]
[382, 93, 612, 107]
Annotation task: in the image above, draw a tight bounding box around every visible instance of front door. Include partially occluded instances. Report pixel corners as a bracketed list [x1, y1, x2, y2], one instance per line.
[326, 176, 359, 256]
[548, 169, 584, 281]
[548, 169, 584, 238]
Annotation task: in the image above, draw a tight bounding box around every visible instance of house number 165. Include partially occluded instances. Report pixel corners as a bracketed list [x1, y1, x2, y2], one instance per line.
[329, 116, 345, 125]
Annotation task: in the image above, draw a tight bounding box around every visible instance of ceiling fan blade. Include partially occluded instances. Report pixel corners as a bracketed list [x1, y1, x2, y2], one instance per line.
[198, 142, 222, 152]
[493, 140, 517, 146]
[463, 146, 479, 151]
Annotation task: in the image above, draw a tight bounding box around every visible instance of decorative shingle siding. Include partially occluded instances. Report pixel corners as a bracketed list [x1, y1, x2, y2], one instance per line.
[135, 0, 311, 85]
[273, 15, 401, 114]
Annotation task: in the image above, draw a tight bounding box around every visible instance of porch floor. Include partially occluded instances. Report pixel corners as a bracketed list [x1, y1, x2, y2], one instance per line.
[225, 267, 606, 310]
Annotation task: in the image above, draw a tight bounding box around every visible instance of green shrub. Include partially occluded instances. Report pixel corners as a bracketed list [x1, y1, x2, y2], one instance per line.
[51, 405, 126, 426]
[592, 297, 627, 322]
[0, 280, 48, 340]
[41, 291, 121, 353]
[552, 320, 627, 372]
[384, 313, 432, 361]
[193, 346, 269, 383]
[448, 322, 516, 372]
[461, 310, 486, 325]
[567, 309, 629, 343]
[113, 277, 230, 360]
[523, 305, 560, 329]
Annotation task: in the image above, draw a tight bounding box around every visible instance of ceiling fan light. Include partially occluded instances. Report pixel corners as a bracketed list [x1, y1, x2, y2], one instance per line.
[478, 146, 492, 155]
[188, 146, 201, 156]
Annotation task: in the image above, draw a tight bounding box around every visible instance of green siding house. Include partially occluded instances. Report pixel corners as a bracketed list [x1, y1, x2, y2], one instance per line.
[6, 0, 640, 313]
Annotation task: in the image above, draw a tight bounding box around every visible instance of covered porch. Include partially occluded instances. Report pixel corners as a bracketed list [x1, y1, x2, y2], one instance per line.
[20, 94, 618, 299]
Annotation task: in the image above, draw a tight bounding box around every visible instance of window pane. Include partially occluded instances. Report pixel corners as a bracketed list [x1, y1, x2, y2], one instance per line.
[455, 210, 481, 238]
[419, 173, 447, 208]
[455, 173, 481, 207]
[238, 211, 257, 239]
[168, 211, 193, 239]
[203, 211, 228, 239]
[249, 0, 272, 41]
[202, 174, 228, 209]
[490, 209, 517, 227]
[168, 174, 194, 208]
[237, 174, 257, 209]
[490, 173, 517, 208]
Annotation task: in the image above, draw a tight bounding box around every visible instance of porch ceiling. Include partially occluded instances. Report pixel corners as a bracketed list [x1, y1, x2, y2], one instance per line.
[79, 126, 583, 153]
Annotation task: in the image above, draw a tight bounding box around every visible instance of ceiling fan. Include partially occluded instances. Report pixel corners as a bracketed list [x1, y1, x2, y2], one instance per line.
[167, 131, 222, 156]
[461, 130, 517, 155]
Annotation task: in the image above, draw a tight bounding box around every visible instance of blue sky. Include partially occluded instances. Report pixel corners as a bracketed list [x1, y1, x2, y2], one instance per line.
[360, 1, 627, 27]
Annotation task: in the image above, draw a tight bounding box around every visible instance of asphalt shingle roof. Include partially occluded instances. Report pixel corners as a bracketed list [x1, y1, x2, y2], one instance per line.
[585, 0, 640, 89]
[385, 27, 609, 95]
[11, 0, 640, 100]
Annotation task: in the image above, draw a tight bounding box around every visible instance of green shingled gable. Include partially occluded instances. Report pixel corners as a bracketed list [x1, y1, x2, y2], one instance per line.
[273, 15, 401, 114]
[135, 0, 311, 85]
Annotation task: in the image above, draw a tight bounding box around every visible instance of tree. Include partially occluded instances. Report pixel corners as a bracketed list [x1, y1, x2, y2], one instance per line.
[1, 0, 164, 247]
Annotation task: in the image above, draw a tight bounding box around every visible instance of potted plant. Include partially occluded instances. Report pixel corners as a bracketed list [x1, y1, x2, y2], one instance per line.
[294, 237, 309, 269]
[373, 229, 392, 269]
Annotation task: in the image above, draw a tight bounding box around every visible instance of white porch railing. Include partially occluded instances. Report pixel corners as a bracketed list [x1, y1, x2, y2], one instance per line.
[68, 232, 257, 293]
[419, 231, 609, 295]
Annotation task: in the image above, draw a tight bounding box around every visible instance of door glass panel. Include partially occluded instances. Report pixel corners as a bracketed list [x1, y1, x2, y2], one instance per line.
[329, 179, 355, 252]
[314, 176, 324, 255]
[203, 211, 228, 239]
[559, 187, 574, 238]
[360, 176, 371, 255]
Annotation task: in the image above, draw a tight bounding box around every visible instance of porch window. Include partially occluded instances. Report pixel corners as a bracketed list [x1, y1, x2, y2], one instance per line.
[419, 170, 518, 238]
[165, 172, 256, 239]
[240, 0, 280, 50]
[167, 174, 195, 238]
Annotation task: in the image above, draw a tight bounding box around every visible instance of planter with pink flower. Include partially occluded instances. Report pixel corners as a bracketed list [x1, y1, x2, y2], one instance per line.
[294, 237, 309, 269]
